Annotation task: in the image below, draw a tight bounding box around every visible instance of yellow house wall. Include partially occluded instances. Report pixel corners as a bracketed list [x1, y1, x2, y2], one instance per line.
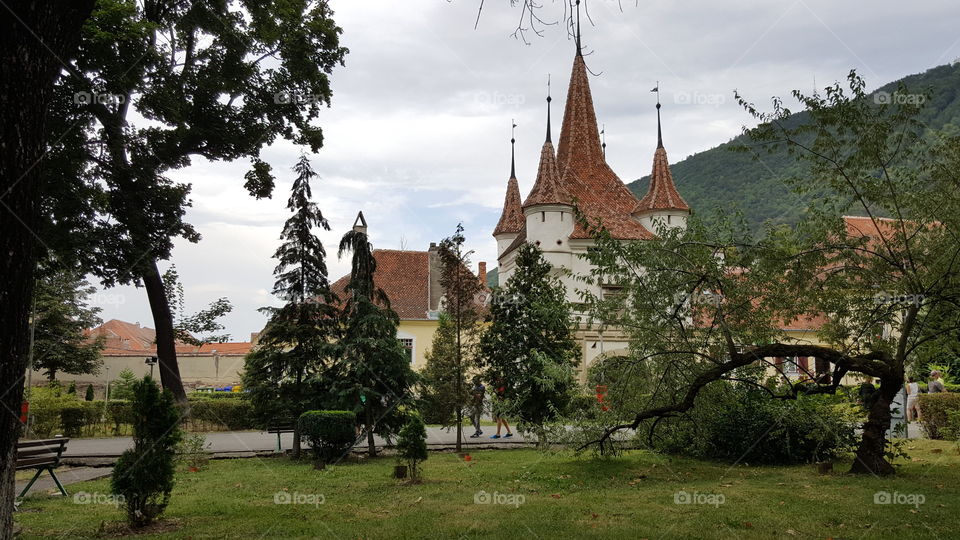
[397, 319, 440, 371]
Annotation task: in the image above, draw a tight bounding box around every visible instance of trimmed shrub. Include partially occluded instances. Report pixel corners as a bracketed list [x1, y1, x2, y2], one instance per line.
[60, 404, 86, 437]
[187, 399, 255, 431]
[298, 410, 356, 464]
[85, 384, 95, 401]
[917, 393, 960, 440]
[396, 413, 428, 481]
[647, 382, 860, 465]
[107, 400, 134, 434]
[111, 376, 181, 528]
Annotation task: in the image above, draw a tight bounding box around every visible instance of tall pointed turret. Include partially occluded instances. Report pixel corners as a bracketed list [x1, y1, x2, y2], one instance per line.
[493, 122, 525, 256]
[633, 100, 690, 231]
[522, 82, 569, 209]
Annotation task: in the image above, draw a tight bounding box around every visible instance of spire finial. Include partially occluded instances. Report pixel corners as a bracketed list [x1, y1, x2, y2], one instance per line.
[601, 123, 606, 158]
[510, 119, 517, 179]
[546, 74, 553, 143]
[652, 81, 663, 148]
[575, 0, 582, 56]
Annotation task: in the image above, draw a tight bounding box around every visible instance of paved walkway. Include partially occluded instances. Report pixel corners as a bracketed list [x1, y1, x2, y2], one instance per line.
[62, 426, 528, 458]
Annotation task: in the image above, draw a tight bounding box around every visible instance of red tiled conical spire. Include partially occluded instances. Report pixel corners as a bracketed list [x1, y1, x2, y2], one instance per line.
[494, 176, 524, 235]
[494, 124, 525, 235]
[523, 90, 570, 209]
[634, 104, 689, 213]
[556, 55, 604, 172]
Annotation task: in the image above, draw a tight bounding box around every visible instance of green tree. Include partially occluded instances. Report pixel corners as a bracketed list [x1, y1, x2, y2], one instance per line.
[162, 264, 233, 346]
[479, 243, 580, 445]
[337, 226, 418, 457]
[420, 313, 460, 426]
[396, 413, 428, 482]
[43, 0, 348, 403]
[579, 73, 960, 474]
[85, 384, 95, 401]
[111, 368, 139, 401]
[243, 154, 339, 458]
[31, 264, 105, 381]
[111, 376, 181, 528]
[436, 224, 485, 452]
[1, 2, 96, 534]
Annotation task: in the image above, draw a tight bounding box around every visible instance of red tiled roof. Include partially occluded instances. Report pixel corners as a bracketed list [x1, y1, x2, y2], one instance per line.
[522, 141, 569, 208]
[331, 249, 431, 320]
[90, 319, 251, 356]
[493, 177, 524, 236]
[634, 146, 690, 213]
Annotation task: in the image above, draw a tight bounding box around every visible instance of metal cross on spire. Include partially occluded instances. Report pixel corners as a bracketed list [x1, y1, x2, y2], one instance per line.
[510, 119, 517, 179]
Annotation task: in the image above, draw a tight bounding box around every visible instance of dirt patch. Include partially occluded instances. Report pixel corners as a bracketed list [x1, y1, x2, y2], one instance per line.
[95, 518, 182, 537]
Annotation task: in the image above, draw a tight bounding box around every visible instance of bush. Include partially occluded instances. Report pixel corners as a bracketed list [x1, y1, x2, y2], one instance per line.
[298, 411, 356, 464]
[176, 433, 211, 471]
[646, 382, 859, 465]
[396, 413, 428, 481]
[943, 410, 960, 441]
[107, 400, 134, 434]
[60, 404, 86, 437]
[917, 393, 960, 439]
[187, 399, 254, 431]
[111, 376, 181, 528]
[27, 386, 75, 437]
[85, 384, 95, 401]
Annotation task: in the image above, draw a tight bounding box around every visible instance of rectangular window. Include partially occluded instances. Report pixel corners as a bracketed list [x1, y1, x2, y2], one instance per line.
[399, 338, 414, 362]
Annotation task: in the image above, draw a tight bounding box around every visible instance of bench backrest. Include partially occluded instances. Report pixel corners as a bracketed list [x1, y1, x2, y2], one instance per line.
[267, 419, 295, 433]
[16, 438, 70, 470]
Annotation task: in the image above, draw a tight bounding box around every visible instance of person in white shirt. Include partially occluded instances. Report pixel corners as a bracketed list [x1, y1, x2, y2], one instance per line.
[905, 376, 922, 421]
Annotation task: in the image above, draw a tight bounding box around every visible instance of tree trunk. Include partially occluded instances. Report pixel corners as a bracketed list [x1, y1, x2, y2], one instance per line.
[366, 404, 376, 457]
[455, 320, 463, 453]
[142, 259, 187, 404]
[850, 372, 902, 475]
[0, 2, 95, 537]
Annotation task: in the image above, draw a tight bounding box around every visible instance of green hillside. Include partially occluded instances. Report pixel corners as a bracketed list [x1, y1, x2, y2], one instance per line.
[627, 63, 960, 229]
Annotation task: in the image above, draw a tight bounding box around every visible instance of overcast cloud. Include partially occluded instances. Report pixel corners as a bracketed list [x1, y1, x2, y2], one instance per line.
[94, 0, 960, 340]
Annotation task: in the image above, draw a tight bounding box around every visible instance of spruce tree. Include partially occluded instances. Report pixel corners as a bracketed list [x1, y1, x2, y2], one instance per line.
[243, 154, 338, 458]
[32, 263, 105, 381]
[479, 243, 580, 444]
[337, 227, 418, 457]
[420, 313, 460, 426]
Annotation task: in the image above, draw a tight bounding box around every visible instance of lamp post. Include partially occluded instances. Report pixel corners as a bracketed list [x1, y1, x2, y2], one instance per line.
[146, 356, 158, 378]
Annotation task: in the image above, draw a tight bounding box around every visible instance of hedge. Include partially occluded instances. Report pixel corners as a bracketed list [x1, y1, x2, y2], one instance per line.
[917, 393, 960, 440]
[299, 410, 356, 463]
[24, 391, 255, 438]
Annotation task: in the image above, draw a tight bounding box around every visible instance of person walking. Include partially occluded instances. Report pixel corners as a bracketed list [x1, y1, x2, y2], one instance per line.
[468, 377, 485, 438]
[490, 377, 513, 439]
[905, 376, 922, 422]
[929, 370, 946, 394]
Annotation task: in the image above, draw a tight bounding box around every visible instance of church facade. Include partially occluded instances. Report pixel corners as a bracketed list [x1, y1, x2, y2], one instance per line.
[492, 49, 691, 376]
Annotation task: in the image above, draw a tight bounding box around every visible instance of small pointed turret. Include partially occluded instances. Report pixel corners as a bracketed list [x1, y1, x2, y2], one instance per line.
[493, 123, 524, 239]
[523, 85, 569, 209]
[633, 100, 689, 217]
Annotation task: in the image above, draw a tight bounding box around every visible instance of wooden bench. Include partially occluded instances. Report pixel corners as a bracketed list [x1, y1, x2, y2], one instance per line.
[266, 419, 294, 453]
[16, 438, 70, 497]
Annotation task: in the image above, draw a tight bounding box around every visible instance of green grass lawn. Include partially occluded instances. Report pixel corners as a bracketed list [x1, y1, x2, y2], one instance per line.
[15, 439, 960, 539]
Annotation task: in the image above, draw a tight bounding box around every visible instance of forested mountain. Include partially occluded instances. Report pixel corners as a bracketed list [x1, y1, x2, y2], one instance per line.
[627, 62, 960, 229]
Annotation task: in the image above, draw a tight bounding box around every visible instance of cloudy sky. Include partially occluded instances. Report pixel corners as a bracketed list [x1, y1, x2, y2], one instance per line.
[95, 0, 960, 340]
